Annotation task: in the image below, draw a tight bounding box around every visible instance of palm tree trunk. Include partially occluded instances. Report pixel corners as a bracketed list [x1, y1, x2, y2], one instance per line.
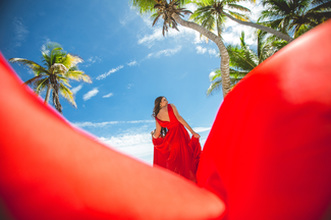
[45, 84, 51, 104]
[172, 13, 231, 97]
[222, 11, 294, 43]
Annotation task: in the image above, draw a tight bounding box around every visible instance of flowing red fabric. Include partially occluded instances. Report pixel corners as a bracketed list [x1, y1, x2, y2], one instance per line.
[153, 104, 201, 182]
[0, 54, 224, 219]
[197, 20, 331, 220]
[0, 20, 331, 220]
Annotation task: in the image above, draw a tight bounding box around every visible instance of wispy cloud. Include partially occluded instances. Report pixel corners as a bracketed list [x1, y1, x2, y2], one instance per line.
[84, 56, 102, 67]
[83, 88, 99, 101]
[103, 93, 114, 98]
[72, 119, 211, 164]
[196, 46, 218, 57]
[98, 126, 210, 164]
[138, 30, 164, 46]
[196, 45, 207, 54]
[72, 84, 83, 94]
[147, 46, 182, 59]
[221, 2, 265, 47]
[13, 17, 29, 47]
[96, 65, 124, 80]
[99, 132, 154, 164]
[73, 120, 154, 128]
[138, 23, 197, 48]
[127, 83, 133, 89]
[193, 127, 211, 133]
[127, 60, 138, 66]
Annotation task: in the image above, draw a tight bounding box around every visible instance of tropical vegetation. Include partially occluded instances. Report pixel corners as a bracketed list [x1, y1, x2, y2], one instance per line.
[132, 0, 232, 97]
[131, 0, 330, 97]
[189, 0, 294, 42]
[9, 42, 91, 114]
[207, 31, 287, 95]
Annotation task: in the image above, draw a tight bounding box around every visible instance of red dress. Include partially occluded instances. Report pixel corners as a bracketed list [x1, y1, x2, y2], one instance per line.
[152, 104, 201, 182]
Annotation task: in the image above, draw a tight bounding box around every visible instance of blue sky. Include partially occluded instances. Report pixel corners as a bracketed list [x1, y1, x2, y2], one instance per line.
[0, 0, 263, 164]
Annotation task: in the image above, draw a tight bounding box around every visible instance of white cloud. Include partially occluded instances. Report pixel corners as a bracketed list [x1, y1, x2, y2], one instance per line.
[73, 120, 154, 128]
[98, 126, 210, 164]
[72, 84, 83, 94]
[209, 71, 217, 81]
[138, 22, 197, 48]
[221, 1, 265, 46]
[208, 48, 218, 56]
[103, 93, 114, 98]
[138, 30, 164, 46]
[13, 17, 29, 47]
[127, 60, 138, 66]
[196, 46, 207, 54]
[84, 56, 102, 67]
[96, 65, 124, 80]
[83, 88, 99, 101]
[73, 121, 120, 128]
[193, 127, 211, 133]
[99, 132, 154, 165]
[72, 119, 211, 164]
[147, 46, 182, 59]
[196, 46, 218, 57]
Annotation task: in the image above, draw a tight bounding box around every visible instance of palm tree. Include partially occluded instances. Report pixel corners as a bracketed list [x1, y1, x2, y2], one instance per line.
[9, 42, 91, 114]
[189, 0, 227, 37]
[189, 0, 294, 42]
[131, 0, 232, 97]
[207, 31, 286, 95]
[259, 0, 331, 38]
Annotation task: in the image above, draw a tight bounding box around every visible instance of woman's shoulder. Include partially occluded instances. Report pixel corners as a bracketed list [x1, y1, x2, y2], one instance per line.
[169, 103, 178, 109]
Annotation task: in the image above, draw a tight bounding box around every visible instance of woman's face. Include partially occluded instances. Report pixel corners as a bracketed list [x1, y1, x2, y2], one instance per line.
[160, 97, 168, 108]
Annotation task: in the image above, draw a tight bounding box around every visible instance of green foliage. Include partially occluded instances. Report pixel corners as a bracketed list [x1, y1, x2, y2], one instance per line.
[259, 0, 331, 38]
[189, 0, 251, 36]
[131, 0, 190, 14]
[153, 0, 192, 35]
[207, 30, 287, 95]
[9, 42, 91, 114]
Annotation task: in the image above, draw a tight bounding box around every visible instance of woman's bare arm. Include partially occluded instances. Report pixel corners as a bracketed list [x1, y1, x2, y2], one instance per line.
[152, 120, 162, 139]
[171, 104, 200, 138]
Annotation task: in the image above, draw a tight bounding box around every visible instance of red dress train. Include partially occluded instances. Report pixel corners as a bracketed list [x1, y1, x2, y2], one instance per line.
[152, 104, 201, 182]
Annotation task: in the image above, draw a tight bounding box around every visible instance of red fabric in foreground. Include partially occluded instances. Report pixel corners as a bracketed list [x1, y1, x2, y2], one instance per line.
[197, 20, 331, 220]
[153, 104, 201, 181]
[0, 55, 224, 218]
[1, 20, 331, 220]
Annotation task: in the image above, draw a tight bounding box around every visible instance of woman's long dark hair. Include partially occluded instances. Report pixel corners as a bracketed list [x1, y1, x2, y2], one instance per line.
[152, 96, 164, 118]
[152, 96, 167, 137]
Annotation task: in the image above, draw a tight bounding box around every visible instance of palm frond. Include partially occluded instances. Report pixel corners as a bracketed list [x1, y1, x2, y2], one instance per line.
[226, 3, 251, 13]
[62, 53, 83, 69]
[9, 58, 48, 75]
[66, 70, 92, 83]
[152, 0, 192, 36]
[207, 79, 222, 96]
[34, 78, 49, 95]
[59, 84, 77, 108]
[227, 11, 249, 21]
[24, 75, 44, 85]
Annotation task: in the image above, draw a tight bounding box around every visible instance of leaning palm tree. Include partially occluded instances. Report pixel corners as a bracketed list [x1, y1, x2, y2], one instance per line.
[132, 0, 231, 97]
[189, 0, 294, 42]
[259, 0, 331, 38]
[207, 31, 286, 95]
[9, 42, 91, 114]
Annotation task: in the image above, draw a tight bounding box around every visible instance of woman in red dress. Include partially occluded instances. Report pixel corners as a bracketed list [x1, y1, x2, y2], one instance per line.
[152, 96, 202, 182]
